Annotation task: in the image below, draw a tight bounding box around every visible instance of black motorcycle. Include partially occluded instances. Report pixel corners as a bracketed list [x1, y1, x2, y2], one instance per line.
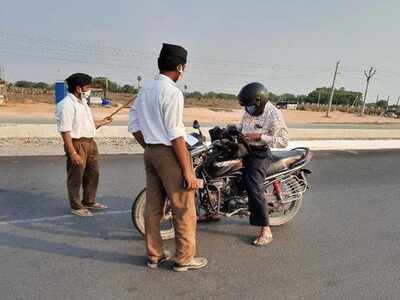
[132, 121, 313, 240]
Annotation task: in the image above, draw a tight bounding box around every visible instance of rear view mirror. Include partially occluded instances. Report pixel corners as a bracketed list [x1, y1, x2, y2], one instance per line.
[193, 120, 200, 129]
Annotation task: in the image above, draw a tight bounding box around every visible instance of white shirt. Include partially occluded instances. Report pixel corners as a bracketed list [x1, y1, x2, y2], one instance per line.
[128, 74, 186, 145]
[241, 101, 289, 148]
[55, 93, 96, 139]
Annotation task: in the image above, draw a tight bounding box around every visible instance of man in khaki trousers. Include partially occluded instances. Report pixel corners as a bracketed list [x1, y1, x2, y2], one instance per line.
[55, 73, 112, 217]
[128, 43, 207, 272]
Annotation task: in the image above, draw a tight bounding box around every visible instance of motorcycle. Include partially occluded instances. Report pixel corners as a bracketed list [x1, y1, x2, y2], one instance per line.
[132, 120, 313, 240]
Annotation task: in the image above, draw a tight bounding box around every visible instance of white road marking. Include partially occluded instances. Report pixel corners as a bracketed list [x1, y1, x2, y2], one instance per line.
[0, 209, 131, 226]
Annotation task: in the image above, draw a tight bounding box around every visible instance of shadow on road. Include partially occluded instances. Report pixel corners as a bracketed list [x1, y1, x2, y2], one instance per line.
[0, 231, 145, 266]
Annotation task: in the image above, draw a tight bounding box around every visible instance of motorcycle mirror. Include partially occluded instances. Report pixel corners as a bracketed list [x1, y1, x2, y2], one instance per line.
[193, 120, 200, 129]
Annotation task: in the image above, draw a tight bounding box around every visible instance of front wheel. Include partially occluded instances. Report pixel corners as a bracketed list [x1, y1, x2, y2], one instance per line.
[131, 188, 175, 240]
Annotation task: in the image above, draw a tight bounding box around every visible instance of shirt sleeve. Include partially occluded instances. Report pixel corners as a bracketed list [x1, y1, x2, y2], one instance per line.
[261, 108, 289, 148]
[128, 97, 141, 133]
[162, 90, 186, 141]
[55, 102, 74, 133]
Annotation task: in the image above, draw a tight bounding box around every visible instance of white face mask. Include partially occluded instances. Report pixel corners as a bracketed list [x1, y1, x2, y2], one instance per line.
[177, 65, 184, 81]
[80, 90, 91, 100]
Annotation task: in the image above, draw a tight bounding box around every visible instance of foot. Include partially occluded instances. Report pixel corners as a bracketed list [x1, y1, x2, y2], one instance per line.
[197, 213, 221, 223]
[173, 257, 208, 272]
[252, 235, 273, 246]
[146, 250, 172, 269]
[71, 208, 93, 217]
[83, 203, 108, 210]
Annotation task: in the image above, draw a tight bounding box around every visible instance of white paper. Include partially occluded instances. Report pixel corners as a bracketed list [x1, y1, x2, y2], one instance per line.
[187, 135, 199, 147]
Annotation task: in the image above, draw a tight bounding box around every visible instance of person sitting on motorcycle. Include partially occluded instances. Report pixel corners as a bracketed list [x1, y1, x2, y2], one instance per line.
[238, 82, 289, 246]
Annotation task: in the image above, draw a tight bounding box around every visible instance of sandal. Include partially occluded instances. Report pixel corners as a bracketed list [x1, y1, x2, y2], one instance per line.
[71, 208, 94, 217]
[84, 203, 108, 210]
[252, 236, 273, 247]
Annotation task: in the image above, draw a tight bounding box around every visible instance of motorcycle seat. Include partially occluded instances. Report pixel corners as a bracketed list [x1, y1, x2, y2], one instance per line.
[266, 150, 305, 175]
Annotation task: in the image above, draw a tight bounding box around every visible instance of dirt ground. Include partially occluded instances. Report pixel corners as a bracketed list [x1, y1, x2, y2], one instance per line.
[0, 103, 400, 124]
[1, 102, 400, 125]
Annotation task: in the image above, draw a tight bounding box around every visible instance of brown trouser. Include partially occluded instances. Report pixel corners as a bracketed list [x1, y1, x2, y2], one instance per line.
[66, 138, 99, 210]
[144, 144, 197, 265]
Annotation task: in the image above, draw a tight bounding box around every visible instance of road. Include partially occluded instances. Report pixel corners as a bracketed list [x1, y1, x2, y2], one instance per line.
[0, 151, 399, 299]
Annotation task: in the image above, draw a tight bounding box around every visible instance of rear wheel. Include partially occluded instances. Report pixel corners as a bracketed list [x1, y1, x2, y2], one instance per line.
[131, 188, 175, 240]
[269, 196, 303, 226]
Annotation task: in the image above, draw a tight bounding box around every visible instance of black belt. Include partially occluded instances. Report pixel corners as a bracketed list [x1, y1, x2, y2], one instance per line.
[146, 143, 170, 148]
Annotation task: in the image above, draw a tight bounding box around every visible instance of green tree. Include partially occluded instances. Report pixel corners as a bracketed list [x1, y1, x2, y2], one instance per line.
[376, 100, 387, 108]
[120, 84, 137, 94]
[306, 87, 361, 105]
[33, 82, 50, 89]
[186, 91, 203, 99]
[15, 81, 35, 88]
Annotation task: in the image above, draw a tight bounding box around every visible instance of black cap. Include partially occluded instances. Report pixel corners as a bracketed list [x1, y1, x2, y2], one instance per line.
[65, 73, 92, 88]
[159, 43, 187, 65]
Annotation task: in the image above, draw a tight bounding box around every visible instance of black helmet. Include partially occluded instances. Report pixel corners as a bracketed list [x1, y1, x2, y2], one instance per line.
[238, 82, 268, 116]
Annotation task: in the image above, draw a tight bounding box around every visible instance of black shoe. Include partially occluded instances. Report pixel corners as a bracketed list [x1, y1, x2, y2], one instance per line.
[146, 250, 171, 269]
[197, 214, 221, 223]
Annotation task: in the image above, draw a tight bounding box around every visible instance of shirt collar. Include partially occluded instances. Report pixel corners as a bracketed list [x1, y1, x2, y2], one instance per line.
[68, 93, 85, 105]
[154, 74, 176, 86]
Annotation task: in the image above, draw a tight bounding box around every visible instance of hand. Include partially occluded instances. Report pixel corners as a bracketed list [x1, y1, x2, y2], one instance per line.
[70, 152, 83, 166]
[183, 170, 199, 190]
[245, 133, 262, 142]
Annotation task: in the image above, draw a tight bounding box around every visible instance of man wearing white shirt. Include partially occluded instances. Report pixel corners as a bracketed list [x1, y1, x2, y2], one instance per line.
[55, 73, 112, 217]
[128, 44, 208, 272]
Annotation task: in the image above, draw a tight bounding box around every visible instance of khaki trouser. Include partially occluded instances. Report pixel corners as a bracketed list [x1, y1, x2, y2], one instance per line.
[144, 144, 197, 265]
[66, 138, 99, 210]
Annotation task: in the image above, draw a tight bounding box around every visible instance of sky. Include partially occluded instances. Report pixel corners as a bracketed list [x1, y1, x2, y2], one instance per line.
[1, 0, 399, 102]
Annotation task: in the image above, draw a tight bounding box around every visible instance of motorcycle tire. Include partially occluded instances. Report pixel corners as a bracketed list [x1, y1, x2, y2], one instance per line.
[131, 188, 176, 240]
[269, 197, 303, 226]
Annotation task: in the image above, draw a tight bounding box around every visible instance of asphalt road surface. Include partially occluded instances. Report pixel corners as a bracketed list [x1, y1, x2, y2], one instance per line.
[0, 151, 399, 299]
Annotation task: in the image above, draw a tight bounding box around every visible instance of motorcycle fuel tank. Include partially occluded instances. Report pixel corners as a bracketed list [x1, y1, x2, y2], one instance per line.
[208, 159, 243, 178]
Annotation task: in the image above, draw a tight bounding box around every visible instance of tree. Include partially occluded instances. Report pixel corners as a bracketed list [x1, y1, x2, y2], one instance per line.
[306, 87, 361, 105]
[33, 82, 50, 89]
[280, 93, 297, 103]
[15, 81, 35, 88]
[268, 92, 279, 103]
[186, 91, 202, 99]
[376, 100, 387, 108]
[120, 84, 137, 94]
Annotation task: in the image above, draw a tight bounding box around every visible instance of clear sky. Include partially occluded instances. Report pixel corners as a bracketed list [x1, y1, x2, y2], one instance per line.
[1, 0, 399, 102]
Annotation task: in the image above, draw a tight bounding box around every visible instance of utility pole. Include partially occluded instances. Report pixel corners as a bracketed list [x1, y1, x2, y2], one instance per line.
[104, 78, 108, 99]
[386, 95, 390, 111]
[396, 96, 400, 108]
[375, 94, 379, 106]
[317, 90, 321, 107]
[360, 67, 376, 116]
[326, 61, 340, 117]
[351, 94, 359, 107]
